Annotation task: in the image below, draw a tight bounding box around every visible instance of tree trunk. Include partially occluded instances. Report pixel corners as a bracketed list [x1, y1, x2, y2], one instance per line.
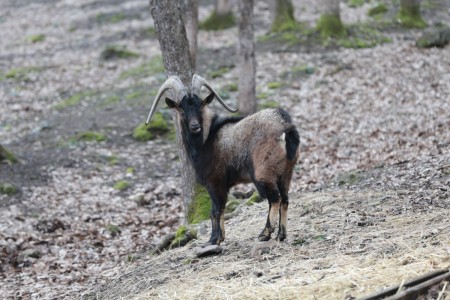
[316, 0, 346, 37]
[181, 0, 199, 70]
[398, 0, 426, 28]
[149, 0, 196, 222]
[269, 0, 297, 32]
[237, 0, 256, 115]
[200, 0, 235, 31]
[216, 0, 231, 15]
[319, 0, 340, 16]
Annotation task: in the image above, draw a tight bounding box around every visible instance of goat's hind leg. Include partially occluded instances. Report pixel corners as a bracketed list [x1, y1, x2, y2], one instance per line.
[276, 170, 294, 241]
[256, 182, 281, 242]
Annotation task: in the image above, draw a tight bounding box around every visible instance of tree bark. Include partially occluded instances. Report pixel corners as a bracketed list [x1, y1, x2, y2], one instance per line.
[316, 0, 346, 37]
[181, 0, 198, 70]
[269, 0, 296, 32]
[237, 0, 256, 115]
[319, 0, 340, 16]
[216, 0, 231, 15]
[149, 0, 196, 222]
[398, 0, 426, 28]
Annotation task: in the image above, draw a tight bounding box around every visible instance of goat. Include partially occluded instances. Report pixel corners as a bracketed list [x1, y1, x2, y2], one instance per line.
[146, 75, 300, 246]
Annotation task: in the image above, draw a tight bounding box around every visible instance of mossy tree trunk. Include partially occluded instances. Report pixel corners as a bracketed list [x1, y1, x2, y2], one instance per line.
[149, 0, 202, 224]
[200, 0, 235, 30]
[269, 0, 297, 33]
[237, 0, 256, 115]
[316, 0, 346, 37]
[397, 0, 426, 28]
[181, 0, 198, 70]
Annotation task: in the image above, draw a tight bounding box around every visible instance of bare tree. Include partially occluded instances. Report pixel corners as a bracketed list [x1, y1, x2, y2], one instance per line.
[181, 0, 199, 69]
[149, 0, 196, 221]
[398, 0, 426, 28]
[316, 0, 346, 37]
[269, 0, 297, 33]
[237, 0, 256, 115]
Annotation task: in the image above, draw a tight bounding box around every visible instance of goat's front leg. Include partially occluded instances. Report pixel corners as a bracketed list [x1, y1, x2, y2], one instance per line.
[205, 187, 227, 246]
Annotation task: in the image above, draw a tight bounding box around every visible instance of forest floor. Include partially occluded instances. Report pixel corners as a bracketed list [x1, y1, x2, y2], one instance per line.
[1, 0, 450, 299]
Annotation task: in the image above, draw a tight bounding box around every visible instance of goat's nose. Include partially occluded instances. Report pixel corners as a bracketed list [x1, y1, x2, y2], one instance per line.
[189, 122, 201, 133]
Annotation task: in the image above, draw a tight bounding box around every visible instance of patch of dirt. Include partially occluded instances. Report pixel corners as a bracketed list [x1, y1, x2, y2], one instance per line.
[0, 0, 449, 299]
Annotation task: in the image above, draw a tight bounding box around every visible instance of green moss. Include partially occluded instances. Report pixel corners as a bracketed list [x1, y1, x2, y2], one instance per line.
[223, 83, 238, 92]
[126, 167, 134, 174]
[107, 155, 119, 166]
[316, 14, 347, 38]
[113, 180, 129, 191]
[96, 12, 125, 24]
[293, 65, 315, 75]
[106, 224, 121, 236]
[270, 0, 297, 33]
[209, 66, 232, 79]
[120, 56, 164, 79]
[338, 24, 391, 48]
[187, 184, 211, 224]
[100, 45, 139, 60]
[267, 81, 284, 89]
[368, 4, 388, 16]
[55, 91, 97, 109]
[225, 198, 240, 213]
[169, 225, 197, 249]
[348, 0, 366, 8]
[27, 34, 45, 43]
[1, 66, 41, 81]
[292, 238, 307, 246]
[200, 11, 235, 31]
[416, 24, 450, 48]
[99, 95, 120, 107]
[0, 145, 18, 164]
[0, 182, 18, 195]
[133, 123, 153, 141]
[126, 90, 145, 100]
[76, 131, 107, 142]
[133, 113, 170, 142]
[258, 100, 279, 110]
[246, 192, 262, 206]
[257, 92, 269, 100]
[340, 37, 375, 48]
[337, 171, 364, 186]
[397, 5, 426, 28]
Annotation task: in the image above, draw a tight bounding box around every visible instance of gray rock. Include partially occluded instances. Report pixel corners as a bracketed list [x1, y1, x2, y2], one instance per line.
[416, 25, 450, 48]
[196, 245, 223, 257]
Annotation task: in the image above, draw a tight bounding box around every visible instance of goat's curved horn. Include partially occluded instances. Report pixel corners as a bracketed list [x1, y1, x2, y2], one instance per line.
[191, 74, 238, 113]
[146, 76, 187, 124]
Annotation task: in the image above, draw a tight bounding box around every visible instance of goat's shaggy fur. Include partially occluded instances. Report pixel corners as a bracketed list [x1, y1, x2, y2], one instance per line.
[148, 75, 300, 246]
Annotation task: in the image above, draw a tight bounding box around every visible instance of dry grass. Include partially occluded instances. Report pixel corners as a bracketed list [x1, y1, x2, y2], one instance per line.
[90, 190, 450, 299]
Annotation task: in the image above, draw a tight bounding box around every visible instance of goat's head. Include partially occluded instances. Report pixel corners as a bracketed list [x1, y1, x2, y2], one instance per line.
[146, 75, 238, 137]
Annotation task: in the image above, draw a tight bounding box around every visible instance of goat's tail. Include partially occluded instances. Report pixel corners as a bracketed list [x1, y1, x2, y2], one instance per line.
[276, 108, 300, 161]
[284, 127, 300, 161]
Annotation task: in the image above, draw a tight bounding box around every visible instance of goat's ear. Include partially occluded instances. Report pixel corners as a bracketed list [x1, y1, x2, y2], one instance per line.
[165, 98, 178, 109]
[202, 92, 215, 106]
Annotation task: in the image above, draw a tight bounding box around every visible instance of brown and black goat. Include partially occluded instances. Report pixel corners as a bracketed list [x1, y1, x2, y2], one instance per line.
[146, 75, 300, 246]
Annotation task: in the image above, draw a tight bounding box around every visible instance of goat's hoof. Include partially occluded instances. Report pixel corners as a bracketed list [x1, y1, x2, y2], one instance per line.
[258, 235, 271, 242]
[196, 244, 223, 258]
[203, 240, 221, 247]
[202, 241, 213, 247]
[275, 234, 286, 242]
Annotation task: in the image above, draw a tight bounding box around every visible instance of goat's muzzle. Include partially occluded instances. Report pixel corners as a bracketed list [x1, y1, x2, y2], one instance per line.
[189, 121, 201, 134]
